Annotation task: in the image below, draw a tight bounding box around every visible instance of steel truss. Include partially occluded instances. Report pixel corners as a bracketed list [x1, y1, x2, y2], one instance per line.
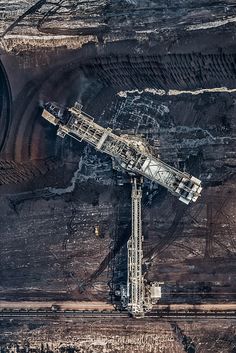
[42, 102, 202, 204]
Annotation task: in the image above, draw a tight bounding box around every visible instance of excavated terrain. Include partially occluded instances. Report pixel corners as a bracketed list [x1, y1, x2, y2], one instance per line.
[0, 1, 236, 352]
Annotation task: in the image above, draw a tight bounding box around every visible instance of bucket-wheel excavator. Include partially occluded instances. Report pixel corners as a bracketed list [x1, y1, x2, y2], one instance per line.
[42, 102, 202, 318]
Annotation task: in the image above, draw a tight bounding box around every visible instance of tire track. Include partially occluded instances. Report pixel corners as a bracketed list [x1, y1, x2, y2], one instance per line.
[1, 0, 47, 38]
[144, 202, 188, 261]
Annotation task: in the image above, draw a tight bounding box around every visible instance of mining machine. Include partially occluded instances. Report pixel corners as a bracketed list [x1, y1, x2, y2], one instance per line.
[42, 101, 202, 318]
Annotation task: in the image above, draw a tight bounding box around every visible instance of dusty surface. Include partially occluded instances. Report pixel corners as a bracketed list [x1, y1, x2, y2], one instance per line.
[0, 1, 236, 352]
[0, 318, 236, 353]
[0, 301, 114, 310]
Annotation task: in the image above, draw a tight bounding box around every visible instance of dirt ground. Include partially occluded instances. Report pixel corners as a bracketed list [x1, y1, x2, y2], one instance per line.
[0, 1, 236, 352]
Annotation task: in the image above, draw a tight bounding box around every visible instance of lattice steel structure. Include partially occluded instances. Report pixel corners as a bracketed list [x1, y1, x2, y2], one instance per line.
[42, 102, 202, 204]
[42, 101, 203, 318]
[127, 177, 145, 317]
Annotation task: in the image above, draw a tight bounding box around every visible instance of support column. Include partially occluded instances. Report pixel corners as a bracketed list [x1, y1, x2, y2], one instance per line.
[127, 177, 145, 317]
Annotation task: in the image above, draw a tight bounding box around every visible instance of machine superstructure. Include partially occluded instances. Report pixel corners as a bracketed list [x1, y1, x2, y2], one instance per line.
[42, 101, 202, 317]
